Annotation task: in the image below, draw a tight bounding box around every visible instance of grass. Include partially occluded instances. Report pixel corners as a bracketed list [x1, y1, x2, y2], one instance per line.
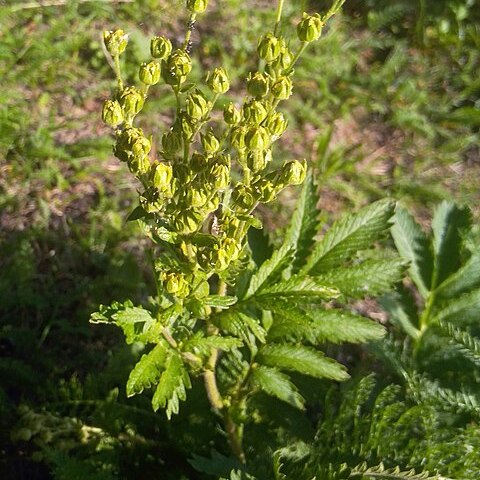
[0, 0, 479, 478]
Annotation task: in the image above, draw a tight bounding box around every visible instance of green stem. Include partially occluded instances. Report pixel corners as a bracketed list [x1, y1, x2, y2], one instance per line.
[285, 42, 308, 75]
[114, 54, 123, 91]
[273, 0, 285, 36]
[183, 13, 197, 50]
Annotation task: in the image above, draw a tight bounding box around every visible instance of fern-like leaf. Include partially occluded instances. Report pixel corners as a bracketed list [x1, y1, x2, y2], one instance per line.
[251, 365, 305, 410]
[350, 462, 448, 479]
[257, 344, 349, 381]
[391, 207, 433, 298]
[218, 310, 266, 346]
[438, 321, 480, 367]
[152, 352, 191, 418]
[126, 343, 169, 397]
[435, 253, 480, 300]
[432, 289, 480, 325]
[302, 199, 395, 274]
[314, 258, 406, 298]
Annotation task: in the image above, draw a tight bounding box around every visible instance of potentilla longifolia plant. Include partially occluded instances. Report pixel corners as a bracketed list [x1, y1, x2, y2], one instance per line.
[93, 0, 405, 462]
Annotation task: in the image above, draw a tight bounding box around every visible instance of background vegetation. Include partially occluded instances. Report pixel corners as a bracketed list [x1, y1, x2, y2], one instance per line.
[1, 0, 479, 478]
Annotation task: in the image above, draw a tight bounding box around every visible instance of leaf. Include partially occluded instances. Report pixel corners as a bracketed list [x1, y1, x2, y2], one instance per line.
[185, 332, 243, 354]
[204, 295, 238, 308]
[189, 450, 243, 477]
[255, 275, 340, 304]
[218, 310, 266, 346]
[257, 344, 349, 381]
[248, 227, 273, 267]
[302, 199, 395, 274]
[391, 207, 433, 298]
[432, 289, 480, 325]
[435, 253, 480, 299]
[350, 462, 447, 479]
[244, 244, 293, 298]
[314, 258, 406, 298]
[251, 365, 305, 410]
[431, 201, 471, 288]
[284, 171, 320, 271]
[380, 293, 421, 340]
[126, 205, 150, 222]
[126, 343, 169, 397]
[152, 352, 191, 418]
[438, 321, 480, 367]
[90, 301, 158, 344]
[267, 304, 384, 345]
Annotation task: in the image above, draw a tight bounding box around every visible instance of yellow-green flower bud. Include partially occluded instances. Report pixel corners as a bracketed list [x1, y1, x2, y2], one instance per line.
[247, 149, 271, 173]
[131, 134, 151, 159]
[152, 162, 173, 191]
[190, 152, 208, 172]
[186, 89, 211, 121]
[163, 272, 190, 297]
[223, 102, 242, 125]
[257, 33, 281, 63]
[128, 155, 150, 176]
[247, 72, 270, 98]
[266, 111, 288, 138]
[162, 49, 192, 85]
[243, 100, 268, 124]
[186, 0, 208, 14]
[201, 129, 220, 154]
[231, 126, 247, 151]
[207, 67, 230, 94]
[204, 195, 220, 213]
[174, 209, 201, 234]
[114, 128, 150, 163]
[297, 13, 323, 42]
[245, 126, 270, 151]
[252, 177, 278, 203]
[223, 237, 241, 260]
[180, 241, 198, 263]
[209, 163, 230, 190]
[280, 160, 307, 185]
[119, 86, 144, 118]
[162, 129, 182, 156]
[187, 187, 209, 208]
[103, 29, 128, 57]
[102, 99, 123, 127]
[232, 184, 255, 211]
[213, 248, 230, 271]
[139, 61, 161, 85]
[271, 76, 293, 100]
[150, 35, 172, 59]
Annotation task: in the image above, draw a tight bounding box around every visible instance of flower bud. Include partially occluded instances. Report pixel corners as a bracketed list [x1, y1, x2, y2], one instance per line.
[204, 195, 220, 214]
[186, 89, 211, 121]
[187, 187, 209, 208]
[201, 129, 220, 154]
[103, 29, 128, 56]
[266, 111, 288, 138]
[243, 100, 268, 124]
[297, 13, 323, 42]
[162, 49, 192, 85]
[119, 86, 144, 118]
[247, 149, 271, 173]
[163, 272, 190, 297]
[245, 126, 270, 151]
[257, 33, 281, 63]
[190, 152, 208, 172]
[252, 177, 278, 203]
[139, 61, 161, 85]
[174, 209, 201, 234]
[274, 38, 294, 70]
[186, 0, 208, 14]
[213, 248, 230, 272]
[176, 112, 196, 140]
[152, 162, 173, 191]
[102, 99, 123, 127]
[162, 129, 182, 156]
[247, 72, 270, 98]
[271, 76, 293, 100]
[209, 163, 230, 190]
[231, 126, 247, 151]
[128, 155, 150, 176]
[280, 160, 307, 185]
[207, 67, 230, 94]
[223, 237, 241, 260]
[223, 102, 242, 125]
[150, 35, 172, 59]
[232, 184, 256, 211]
[114, 128, 150, 163]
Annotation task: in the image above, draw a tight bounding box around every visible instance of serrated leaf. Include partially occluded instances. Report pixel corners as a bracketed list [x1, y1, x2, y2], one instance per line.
[302, 199, 395, 274]
[256, 275, 340, 303]
[380, 293, 421, 340]
[204, 295, 238, 308]
[284, 171, 320, 271]
[435, 253, 480, 299]
[350, 462, 447, 479]
[438, 321, 480, 367]
[258, 344, 349, 381]
[126, 343, 169, 397]
[391, 207, 433, 298]
[432, 289, 480, 325]
[244, 244, 293, 298]
[251, 365, 305, 410]
[431, 201, 471, 288]
[152, 353, 191, 418]
[185, 332, 243, 354]
[314, 258, 406, 298]
[218, 310, 266, 346]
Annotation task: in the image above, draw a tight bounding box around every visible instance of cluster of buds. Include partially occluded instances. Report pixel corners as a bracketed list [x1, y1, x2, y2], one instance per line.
[101, 3, 327, 306]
